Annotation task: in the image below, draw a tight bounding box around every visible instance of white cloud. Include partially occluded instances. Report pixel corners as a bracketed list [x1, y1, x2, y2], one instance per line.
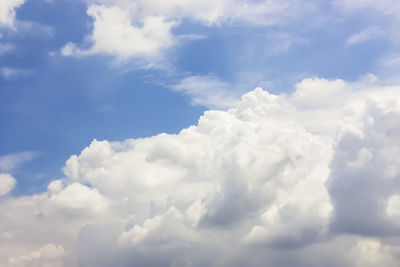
[0, 67, 33, 79]
[346, 26, 384, 46]
[62, 5, 176, 61]
[0, 151, 38, 172]
[171, 75, 239, 108]
[86, 0, 302, 27]
[8, 243, 65, 267]
[379, 53, 400, 67]
[0, 0, 25, 28]
[62, 0, 312, 61]
[118, 207, 200, 246]
[2, 77, 400, 266]
[290, 77, 348, 108]
[386, 194, 400, 217]
[0, 173, 16, 196]
[170, 72, 273, 108]
[46, 183, 110, 218]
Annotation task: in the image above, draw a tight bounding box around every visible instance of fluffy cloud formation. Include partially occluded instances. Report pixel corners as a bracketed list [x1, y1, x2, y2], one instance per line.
[61, 5, 176, 61]
[2, 77, 400, 266]
[61, 0, 309, 60]
[0, 0, 25, 28]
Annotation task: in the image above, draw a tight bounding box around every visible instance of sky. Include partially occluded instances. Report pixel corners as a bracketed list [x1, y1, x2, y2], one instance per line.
[1, 0, 400, 266]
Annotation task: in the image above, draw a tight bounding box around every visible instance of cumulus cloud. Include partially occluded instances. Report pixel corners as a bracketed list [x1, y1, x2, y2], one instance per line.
[61, 5, 176, 61]
[2, 76, 400, 266]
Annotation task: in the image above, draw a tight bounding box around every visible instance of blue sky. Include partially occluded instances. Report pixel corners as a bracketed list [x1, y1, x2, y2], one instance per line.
[2, 1, 400, 266]
[2, 0, 398, 196]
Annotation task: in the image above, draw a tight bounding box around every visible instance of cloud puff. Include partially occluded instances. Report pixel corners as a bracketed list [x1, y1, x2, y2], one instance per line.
[0, 0, 25, 28]
[61, 5, 176, 61]
[2, 77, 400, 266]
[0, 173, 16, 196]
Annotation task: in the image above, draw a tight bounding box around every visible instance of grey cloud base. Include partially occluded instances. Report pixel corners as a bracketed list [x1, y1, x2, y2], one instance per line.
[2, 80, 400, 266]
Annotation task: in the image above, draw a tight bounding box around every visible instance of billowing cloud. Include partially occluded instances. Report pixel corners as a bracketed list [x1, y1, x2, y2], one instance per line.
[2, 76, 400, 266]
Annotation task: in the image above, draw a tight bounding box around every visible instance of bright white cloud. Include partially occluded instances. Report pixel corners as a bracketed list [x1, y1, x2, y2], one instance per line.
[0, 0, 25, 28]
[62, 0, 311, 61]
[62, 5, 176, 61]
[0, 173, 16, 196]
[290, 77, 348, 108]
[46, 183, 110, 218]
[2, 76, 400, 266]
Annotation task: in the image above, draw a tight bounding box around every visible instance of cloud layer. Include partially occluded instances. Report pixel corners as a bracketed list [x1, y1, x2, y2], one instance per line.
[2, 76, 400, 266]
